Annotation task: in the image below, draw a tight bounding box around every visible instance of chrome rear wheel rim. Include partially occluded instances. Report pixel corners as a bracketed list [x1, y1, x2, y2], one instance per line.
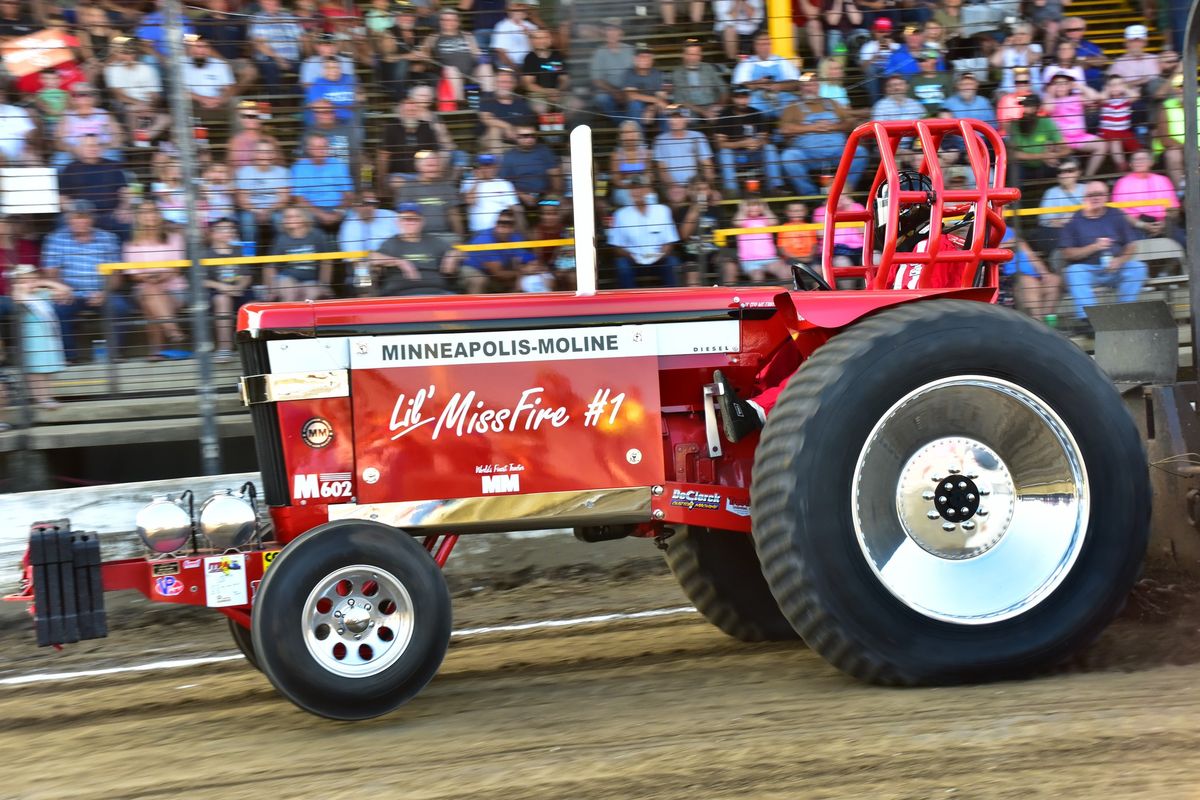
[852, 376, 1088, 624]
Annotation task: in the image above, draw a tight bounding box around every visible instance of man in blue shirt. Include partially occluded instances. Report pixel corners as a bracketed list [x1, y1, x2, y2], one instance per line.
[940, 73, 997, 129]
[884, 25, 943, 77]
[42, 200, 132, 362]
[462, 209, 536, 293]
[499, 126, 562, 209]
[291, 133, 354, 230]
[1061, 17, 1108, 91]
[304, 58, 359, 126]
[1058, 181, 1148, 331]
[137, 7, 195, 59]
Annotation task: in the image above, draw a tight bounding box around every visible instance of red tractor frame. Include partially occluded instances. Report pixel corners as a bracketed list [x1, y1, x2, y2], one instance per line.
[9, 121, 1150, 720]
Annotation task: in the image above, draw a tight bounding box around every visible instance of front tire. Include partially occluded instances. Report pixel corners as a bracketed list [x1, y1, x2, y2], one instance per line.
[228, 617, 259, 671]
[252, 520, 452, 720]
[752, 300, 1150, 684]
[664, 526, 799, 642]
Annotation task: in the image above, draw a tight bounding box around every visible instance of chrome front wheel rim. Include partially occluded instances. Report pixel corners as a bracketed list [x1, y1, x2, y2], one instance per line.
[302, 565, 416, 678]
[852, 376, 1089, 624]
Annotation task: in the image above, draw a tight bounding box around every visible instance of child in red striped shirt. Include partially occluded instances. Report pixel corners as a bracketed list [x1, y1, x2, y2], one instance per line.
[1097, 75, 1140, 172]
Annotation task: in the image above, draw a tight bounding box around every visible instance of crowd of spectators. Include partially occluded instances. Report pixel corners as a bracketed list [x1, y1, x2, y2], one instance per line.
[0, 0, 1191, 402]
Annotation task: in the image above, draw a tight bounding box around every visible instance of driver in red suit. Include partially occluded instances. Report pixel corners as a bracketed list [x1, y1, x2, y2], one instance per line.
[715, 171, 979, 442]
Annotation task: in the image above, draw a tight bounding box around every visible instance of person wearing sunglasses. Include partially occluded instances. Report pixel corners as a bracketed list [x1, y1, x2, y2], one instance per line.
[499, 127, 562, 209]
[1060, 17, 1107, 91]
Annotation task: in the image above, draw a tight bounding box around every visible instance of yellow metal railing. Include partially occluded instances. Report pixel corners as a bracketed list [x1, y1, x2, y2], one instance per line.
[99, 238, 577, 274]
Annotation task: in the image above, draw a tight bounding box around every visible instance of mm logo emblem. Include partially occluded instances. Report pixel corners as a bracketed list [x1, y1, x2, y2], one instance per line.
[301, 417, 334, 448]
[481, 474, 520, 494]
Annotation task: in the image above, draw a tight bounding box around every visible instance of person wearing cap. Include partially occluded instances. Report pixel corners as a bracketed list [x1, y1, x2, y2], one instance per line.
[290, 132, 354, 229]
[340, 190, 399, 264]
[653, 106, 716, 189]
[779, 72, 866, 196]
[990, 20, 1043, 95]
[492, 1, 537, 70]
[43, 200, 129, 363]
[251, 0, 306, 97]
[462, 153, 522, 233]
[228, 100, 280, 171]
[182, 35, 237, 124]
[1108, 24, 1157, 91]
[713, 86, 784, 195]
[607, 175, 681, 289]
[395, 150, 464, 242]
[301, 32, 357, 87]
[941, 72, 997, 130]
[1009, 94, 1069, 181]
[731, 31, 802, 118]
[882, 23, 933, 77]
[588, 19, 634, 120]
[713, 0, 765, 61]
[910, 46, 950, 115]
[1043, 72, 1105, 177]
[369, 202, 457, 296]
[500, 126, 562, 207]
[621, 46, 669, 130]
[461, 209, 538, 293]
[859, 17, 900, 104]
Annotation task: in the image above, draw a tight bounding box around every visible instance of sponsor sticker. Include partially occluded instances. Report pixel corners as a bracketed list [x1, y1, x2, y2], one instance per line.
[670, 489, 722, 511]
[153, 575, 184, 597]
[293, 472, 353, 501]
[362, 467, 380, 484]
[725, 499, 751, 518]
[151, 561, 181, 577]
[182, 558, 201, 570]
[301, 417, 334, 448]
[262, 550, 279, 569]
[204, 554, 248, 608]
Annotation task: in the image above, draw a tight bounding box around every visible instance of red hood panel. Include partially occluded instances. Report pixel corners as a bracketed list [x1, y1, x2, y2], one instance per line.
[238, 286, 996, 337]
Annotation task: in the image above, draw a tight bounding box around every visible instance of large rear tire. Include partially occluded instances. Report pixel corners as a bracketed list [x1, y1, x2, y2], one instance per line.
[252, 520, 452, 720]
[664, 526, 799, 642]
[752, 300, 1150, 684]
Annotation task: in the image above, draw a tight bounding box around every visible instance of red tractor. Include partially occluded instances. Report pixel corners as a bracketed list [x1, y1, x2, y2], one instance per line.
[10, 120, 1150, 720]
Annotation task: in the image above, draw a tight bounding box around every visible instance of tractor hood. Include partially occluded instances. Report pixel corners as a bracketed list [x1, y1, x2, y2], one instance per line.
[237, 286, 996, 341]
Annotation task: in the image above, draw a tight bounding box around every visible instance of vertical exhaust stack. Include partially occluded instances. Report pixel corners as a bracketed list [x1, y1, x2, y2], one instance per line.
[570, 125, 597, 297]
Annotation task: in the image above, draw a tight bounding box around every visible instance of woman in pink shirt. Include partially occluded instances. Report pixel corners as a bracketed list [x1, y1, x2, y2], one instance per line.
[122, 202, 188, 360]
[1043, 73, 1105, 176]
[731, 195, 788, 284]
[1111, 149, 1181, 240]
[813, 193, 865, 266]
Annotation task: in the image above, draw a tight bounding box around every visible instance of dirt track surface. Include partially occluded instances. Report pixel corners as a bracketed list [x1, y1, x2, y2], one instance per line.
[3, 560, 1200, 800]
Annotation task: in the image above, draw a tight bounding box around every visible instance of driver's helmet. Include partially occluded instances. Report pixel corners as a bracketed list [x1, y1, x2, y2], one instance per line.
[874, 170, 936, 253]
